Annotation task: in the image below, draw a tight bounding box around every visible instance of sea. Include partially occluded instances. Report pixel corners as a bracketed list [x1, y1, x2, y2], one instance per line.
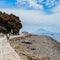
[20, 24, 60, 42]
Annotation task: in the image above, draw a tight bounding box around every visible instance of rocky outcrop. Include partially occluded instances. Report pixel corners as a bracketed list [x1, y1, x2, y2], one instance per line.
[0, 11, 22, 34]
[9, 34, 60, 60]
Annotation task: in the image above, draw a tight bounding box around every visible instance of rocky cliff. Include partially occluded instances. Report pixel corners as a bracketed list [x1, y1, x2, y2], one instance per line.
[9, 34, 60, 60]
[0, 11, 22, 34]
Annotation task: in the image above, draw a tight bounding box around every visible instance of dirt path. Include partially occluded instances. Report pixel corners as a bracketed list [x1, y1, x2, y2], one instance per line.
[0, 36, 23, 60]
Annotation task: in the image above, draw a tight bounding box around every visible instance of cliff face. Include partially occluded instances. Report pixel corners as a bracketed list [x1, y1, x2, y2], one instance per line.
[0, 11, 22, 34]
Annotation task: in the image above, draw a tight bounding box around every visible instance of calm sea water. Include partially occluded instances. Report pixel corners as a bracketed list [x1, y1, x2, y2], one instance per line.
[20, 24, 60, 42]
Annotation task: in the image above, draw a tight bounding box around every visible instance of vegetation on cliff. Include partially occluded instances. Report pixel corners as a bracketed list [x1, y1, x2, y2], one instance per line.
[0, 11, 22, 34]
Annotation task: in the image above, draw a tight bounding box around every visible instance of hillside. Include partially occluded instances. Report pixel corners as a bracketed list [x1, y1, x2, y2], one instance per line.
[9, 34, 60, 60]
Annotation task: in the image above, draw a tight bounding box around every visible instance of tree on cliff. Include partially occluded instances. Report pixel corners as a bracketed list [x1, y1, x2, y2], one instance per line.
[8, 22, 16, 34]
[0, 11, 22, 35]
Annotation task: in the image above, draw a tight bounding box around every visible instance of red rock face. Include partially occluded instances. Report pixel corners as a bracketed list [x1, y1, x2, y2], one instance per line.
[0, 11, 22, 35]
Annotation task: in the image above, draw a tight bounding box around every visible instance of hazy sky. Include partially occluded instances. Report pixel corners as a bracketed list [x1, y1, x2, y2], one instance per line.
[0, 0, 60, 33]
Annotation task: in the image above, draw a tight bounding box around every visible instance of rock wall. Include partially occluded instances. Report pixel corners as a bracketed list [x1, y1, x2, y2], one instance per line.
[0, 11, 22, 34]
